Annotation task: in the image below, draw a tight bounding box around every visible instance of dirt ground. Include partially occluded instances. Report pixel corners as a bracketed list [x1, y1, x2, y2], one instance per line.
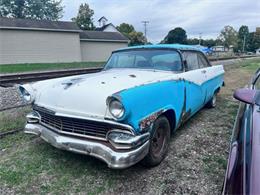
[0, 63, 258, 195]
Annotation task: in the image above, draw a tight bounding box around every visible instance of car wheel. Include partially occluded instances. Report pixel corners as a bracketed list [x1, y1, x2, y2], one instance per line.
[141, 116, 171, 167]
[206, 93, 217, 108]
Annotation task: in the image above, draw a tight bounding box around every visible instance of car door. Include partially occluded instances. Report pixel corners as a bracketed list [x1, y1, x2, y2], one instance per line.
[197, 52, 212, 102]
[197, 52, 225, 103]
[182, 51, 208, 115]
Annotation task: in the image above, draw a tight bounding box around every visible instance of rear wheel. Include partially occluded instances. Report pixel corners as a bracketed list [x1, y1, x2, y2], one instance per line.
[206, 93, 217, 108]
[141, 116, 171, 167]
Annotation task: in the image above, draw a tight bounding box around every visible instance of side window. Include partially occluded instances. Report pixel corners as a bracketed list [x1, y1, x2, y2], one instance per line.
[183, 52, 199, 71]
[198, 53, 210, 68]
[152, 53, 182, 71]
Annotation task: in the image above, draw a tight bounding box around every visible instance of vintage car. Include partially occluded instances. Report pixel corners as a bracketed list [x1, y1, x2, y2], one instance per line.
[20, 44, 225, 169]
[222, 68, 260, 194]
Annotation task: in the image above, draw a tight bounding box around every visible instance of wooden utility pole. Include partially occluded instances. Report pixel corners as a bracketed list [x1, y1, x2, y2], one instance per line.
[142, 21, 149, 43]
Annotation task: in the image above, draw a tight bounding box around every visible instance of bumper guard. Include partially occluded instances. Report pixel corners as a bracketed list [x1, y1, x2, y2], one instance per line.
[24, 123, 150, 169]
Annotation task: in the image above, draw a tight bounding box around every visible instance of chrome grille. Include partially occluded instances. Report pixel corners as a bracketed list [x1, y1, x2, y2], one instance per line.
[33, 106, 130, 140]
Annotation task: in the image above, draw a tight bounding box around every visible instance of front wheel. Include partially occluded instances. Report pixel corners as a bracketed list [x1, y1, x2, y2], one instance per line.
[141, 116, 171, 167]
[206, 93, 217, 108]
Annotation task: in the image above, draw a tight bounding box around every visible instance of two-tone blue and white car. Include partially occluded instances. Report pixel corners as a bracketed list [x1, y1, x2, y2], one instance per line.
[20, 44, 225, 169]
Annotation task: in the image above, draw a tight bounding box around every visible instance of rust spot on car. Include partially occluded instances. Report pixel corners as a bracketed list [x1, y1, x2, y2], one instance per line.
[139, 109, 164, 130]
[101, 81, 106, 84]
[129, 74, 136, 78]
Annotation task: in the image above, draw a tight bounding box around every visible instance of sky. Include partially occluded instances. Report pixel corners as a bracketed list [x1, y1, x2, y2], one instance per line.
[61, 0, 260, 43]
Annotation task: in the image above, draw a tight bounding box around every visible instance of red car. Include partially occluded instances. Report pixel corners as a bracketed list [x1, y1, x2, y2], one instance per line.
[222, 68, 260, 194]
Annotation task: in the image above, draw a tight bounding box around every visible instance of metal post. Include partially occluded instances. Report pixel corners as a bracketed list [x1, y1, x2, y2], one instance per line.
[242, 35, 246, 53]
[199, 33, 202, 45]
[142, 21, 149, 43]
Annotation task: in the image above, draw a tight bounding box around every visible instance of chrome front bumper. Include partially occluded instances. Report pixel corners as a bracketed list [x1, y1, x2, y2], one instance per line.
[24, 123, 150, 169]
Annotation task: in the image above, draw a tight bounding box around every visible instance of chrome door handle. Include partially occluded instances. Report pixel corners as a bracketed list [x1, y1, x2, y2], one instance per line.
[201, 70, 207, 74]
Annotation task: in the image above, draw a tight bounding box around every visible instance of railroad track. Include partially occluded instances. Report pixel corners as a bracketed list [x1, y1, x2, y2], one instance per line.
[0, 67, 102, 87]
[0, 55, 258, 87]
[208, 54, 258, 61]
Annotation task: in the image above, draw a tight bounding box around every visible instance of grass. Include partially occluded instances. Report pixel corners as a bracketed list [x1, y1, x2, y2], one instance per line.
[0, 62, 105, 74]
[0, 57, 258, 74]
[0, 134, 116, 194]
[0, 107, 31, 133]
[236, 58, 260, 71]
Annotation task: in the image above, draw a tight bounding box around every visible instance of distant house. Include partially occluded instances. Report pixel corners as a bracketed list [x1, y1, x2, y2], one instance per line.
[0, 17, 129, 64]
[95, 16, 118, 32]
[212, 46, 227, 52]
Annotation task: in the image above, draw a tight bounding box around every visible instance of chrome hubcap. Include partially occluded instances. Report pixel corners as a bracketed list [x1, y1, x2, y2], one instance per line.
[212, 95, 217, 106]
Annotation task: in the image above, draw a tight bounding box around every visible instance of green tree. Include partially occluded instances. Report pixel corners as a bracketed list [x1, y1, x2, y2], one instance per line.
[162, 27, 187, 44]
[128, 31, 147, 46]
[116, 22, 146, 46]
[116, 23, 135, 36]
[187, 38, 200, 45]
[237, 25, 249, 52]
[254, 31, 260, 51]
[247, 32, 260, 52]
[0, 0, 63, 20]
[187, 38, 216, 47]
[218, 25, 238, 49]
[72, 3, 95, 30]
[215, 38, 224, 46]
[202, 39, 217, 47]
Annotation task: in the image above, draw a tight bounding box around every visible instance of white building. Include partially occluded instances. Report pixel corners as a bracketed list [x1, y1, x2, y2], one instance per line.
[0, 17, 129, 64]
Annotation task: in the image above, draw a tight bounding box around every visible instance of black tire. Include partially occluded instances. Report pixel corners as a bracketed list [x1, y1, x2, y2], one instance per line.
[141, 116, 171, 167]
[206, 93, 217, 108]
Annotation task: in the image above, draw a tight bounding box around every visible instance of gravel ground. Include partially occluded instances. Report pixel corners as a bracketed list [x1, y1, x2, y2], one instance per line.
[0, 85, 28, 110]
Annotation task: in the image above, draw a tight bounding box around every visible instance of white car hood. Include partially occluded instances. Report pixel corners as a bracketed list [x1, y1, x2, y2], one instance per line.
[33, 69, 174, 119]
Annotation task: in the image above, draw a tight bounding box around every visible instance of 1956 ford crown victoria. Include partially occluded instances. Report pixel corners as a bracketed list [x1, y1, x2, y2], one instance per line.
[20, 44, 225, 169]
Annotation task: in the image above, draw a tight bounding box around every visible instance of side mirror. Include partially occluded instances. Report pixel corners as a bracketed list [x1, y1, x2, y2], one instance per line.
[233, 88, 260, 106]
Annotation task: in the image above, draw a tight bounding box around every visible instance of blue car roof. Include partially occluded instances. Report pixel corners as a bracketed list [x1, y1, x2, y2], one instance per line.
[115, 44, 202, 52]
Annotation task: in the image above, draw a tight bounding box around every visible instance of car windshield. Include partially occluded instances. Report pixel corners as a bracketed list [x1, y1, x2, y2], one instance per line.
[104, 49, 182, 72]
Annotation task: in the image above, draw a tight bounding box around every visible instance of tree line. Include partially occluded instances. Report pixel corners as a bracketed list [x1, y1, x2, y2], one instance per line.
[1, 1, 259, 52]
[162, 25, 260, 53]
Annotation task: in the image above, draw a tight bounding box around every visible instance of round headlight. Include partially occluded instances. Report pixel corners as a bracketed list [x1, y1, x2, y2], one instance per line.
[109, 99, 125, 119]
[19, 86, 31, 102]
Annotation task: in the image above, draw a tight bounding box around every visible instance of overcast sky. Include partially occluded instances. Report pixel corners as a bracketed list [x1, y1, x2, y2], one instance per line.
[62, 0, 260, 43]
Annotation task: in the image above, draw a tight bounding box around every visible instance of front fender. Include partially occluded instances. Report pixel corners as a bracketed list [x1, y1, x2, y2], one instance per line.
[116, 80, 185, 134]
